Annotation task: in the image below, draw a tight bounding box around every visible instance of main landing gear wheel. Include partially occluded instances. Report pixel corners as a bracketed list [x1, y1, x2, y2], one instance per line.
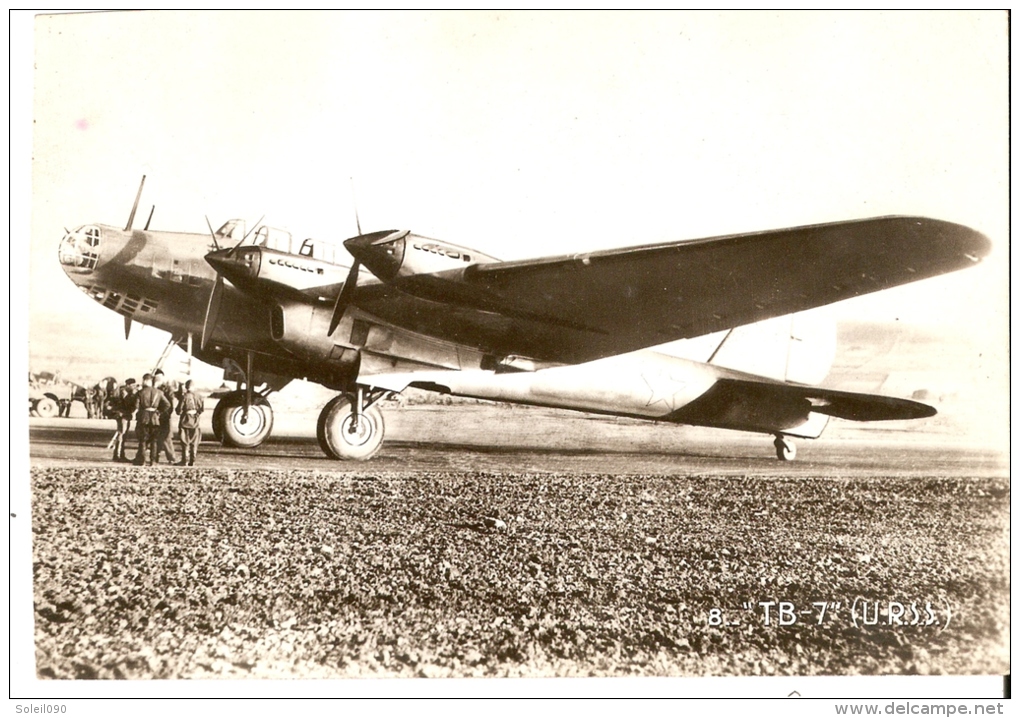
[774, 435, 797, 461]
[317, 395, 385, 461]
[214, 391, 274, 448]
[212, 391, 252, 442]
[211, 399, 227, 443]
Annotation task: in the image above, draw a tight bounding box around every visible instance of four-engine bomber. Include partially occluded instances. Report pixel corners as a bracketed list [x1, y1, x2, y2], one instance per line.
[58, 177, 990, 460]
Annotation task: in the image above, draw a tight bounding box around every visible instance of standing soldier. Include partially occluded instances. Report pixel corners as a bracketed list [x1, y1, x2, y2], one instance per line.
[152, 369, 179, 465]
[134, 374, 169, 466]
[84, 384, 96, 419]
[103, 378, 119, 456]
[104, 377, 118, 418]
[111, 378, 136, 462]
[176, 380, 205, 466]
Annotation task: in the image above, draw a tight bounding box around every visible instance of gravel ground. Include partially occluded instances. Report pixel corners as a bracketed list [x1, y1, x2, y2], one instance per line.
[30, 467, 1009, 679]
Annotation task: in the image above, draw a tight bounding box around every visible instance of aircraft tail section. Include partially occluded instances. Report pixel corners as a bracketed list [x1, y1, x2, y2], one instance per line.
[654, 312, 837, 385]
[664, 378, 934, 438]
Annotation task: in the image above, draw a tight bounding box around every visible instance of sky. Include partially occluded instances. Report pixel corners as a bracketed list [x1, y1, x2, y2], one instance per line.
[21, 11, 1008, 342]
[9, 10, 1012, 702]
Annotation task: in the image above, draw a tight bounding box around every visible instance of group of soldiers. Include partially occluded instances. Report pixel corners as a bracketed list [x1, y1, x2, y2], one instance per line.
[104, 370, 206, 466]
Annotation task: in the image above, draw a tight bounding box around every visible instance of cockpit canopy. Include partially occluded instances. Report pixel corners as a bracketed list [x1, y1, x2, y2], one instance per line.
[215, 220, 342, 265]
[214, 219, 247, 242]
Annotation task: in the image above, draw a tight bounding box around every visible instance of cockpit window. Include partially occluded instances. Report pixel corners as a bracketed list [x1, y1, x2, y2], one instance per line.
[215, 220, 246, 241]
[215, 222, 344, 265]
[254, 225, 294, 253]
[253, 228, 340, 264]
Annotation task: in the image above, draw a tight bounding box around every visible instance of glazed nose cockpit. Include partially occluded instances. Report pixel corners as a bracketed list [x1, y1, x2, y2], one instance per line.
[58, 225, 102, 273]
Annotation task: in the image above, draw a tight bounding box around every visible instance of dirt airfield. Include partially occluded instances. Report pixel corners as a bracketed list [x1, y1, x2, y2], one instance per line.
[25, 404, 1009, 679]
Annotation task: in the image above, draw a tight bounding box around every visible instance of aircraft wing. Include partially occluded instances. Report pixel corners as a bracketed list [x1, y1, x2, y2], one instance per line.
[424, 216, 990, 364]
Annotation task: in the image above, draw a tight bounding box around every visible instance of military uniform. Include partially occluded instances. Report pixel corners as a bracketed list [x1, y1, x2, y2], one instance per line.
[134, 385, 170, 465]
[155, 380, 179, 464]
[85, 385, 98, 419]
[110, 384, 136, 462]
[176, 388, 205, 466]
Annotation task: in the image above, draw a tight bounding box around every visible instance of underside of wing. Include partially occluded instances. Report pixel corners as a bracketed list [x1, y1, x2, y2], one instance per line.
[424, 216, 990, 364]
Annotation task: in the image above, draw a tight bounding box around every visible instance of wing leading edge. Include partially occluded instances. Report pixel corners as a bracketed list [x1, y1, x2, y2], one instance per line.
[447, 216, 990, 364]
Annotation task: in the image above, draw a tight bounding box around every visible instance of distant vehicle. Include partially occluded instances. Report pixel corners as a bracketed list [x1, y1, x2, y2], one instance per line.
[57, 176, 990, 460]
[29, 371, 87, 418]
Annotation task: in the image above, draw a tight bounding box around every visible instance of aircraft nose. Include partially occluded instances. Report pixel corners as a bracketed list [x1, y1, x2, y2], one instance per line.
[58, 225, 102, 275]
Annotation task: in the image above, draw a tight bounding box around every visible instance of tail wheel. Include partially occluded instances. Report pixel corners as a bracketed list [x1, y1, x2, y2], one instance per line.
[318, 396, 385, 461]
[221, 396, 273, 448]
[35, 397, 59, 418]
[774, 435, 797, 461]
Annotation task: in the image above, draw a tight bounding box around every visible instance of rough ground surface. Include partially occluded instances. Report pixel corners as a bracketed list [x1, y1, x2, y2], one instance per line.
[31, 467, 1009, 679]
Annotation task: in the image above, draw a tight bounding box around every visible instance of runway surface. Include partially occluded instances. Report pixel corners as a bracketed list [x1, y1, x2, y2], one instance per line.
[26, 405, 1007, 478]
[23, 405, 1010, 679]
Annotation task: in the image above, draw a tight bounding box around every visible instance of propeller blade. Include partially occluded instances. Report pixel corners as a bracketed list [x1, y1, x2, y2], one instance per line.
[143, 205, 155, 231]
[124, 316, 132, 340]
[125, 175, 146, 231]
[240, 215, 264, 244]
[201, 275, 224, 351]
[328, 260, 360, 336]
[350, 177, 362, 235]
[231, 215, 265, 255]
[205, 216, 221, 251]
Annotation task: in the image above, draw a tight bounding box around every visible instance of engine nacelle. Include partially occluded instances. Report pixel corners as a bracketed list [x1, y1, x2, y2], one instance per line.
[272, 301, 488, 387]
[268, 301, 360, 386]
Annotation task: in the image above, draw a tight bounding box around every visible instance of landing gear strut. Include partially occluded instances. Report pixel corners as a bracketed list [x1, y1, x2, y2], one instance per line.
[774, 434, 797, 461]
[317, 385, 389, 460]
[211, 351, 274, 448]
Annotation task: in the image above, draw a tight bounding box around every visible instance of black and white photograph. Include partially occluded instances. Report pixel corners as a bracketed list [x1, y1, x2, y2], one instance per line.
[13, 10, 1009, 706]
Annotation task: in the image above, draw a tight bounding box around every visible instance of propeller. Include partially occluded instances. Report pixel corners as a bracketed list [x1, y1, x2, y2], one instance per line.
[200, 216, 266, 350]
[351, 177, 362, 235]
[143, 205, 155, 231]
[201, 273, 224, 351]
[205, 216, 220, 250]
[326, 230, 410, 336]
[328, 259, 360, 336]
[327, 182, 366, 336]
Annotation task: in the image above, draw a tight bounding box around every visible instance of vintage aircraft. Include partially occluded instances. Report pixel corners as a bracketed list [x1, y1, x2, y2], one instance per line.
[57, 177, 990, 461]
